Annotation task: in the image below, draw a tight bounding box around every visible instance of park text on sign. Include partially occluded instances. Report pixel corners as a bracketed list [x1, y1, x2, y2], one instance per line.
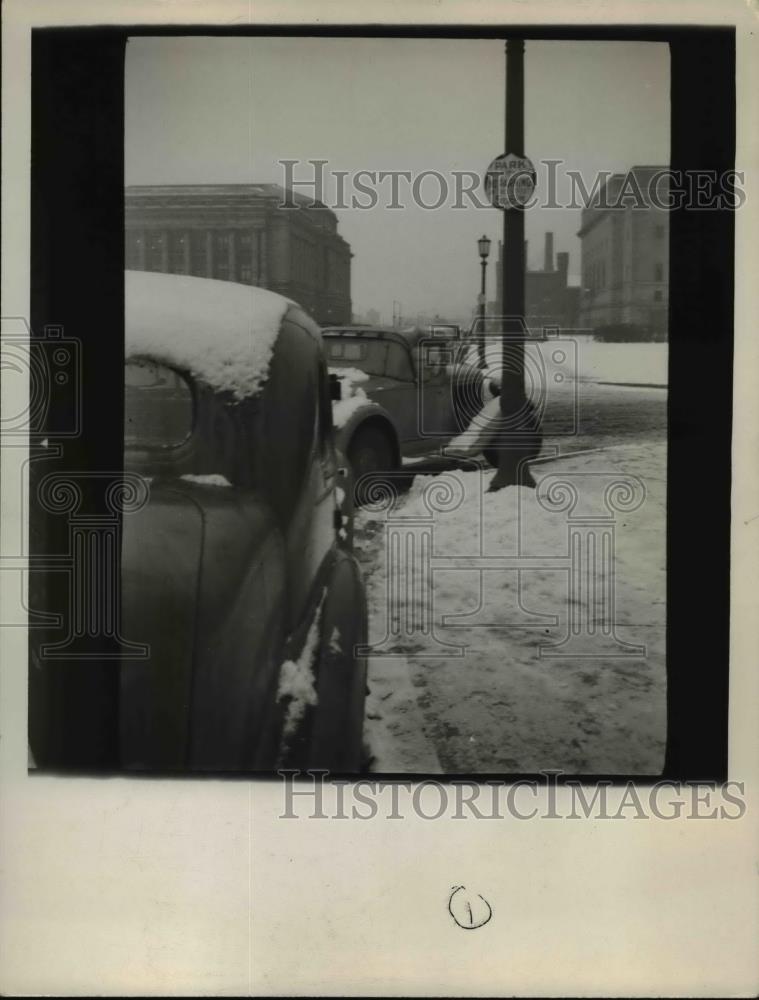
[485, 153, 536, 209]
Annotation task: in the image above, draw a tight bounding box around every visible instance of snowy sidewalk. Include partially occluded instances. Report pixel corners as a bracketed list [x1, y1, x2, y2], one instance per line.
[356, 441, 667, 776]
[570, 340, 668, 387]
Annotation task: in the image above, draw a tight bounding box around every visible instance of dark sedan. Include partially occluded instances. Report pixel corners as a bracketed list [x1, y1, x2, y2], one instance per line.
[117, 272, 368, 773]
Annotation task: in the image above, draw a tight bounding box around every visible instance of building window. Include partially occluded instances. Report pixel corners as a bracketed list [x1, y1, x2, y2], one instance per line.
[214, 231, 230, 280]
[189, 232, 208, 275]
[654, 262, 664, 282]
[147, 232, 165, 271]
[125, 233, 143, 269]
[237, 234, 252, 282]
[169, 233, 188, 273]
[292, 238, 315, 287]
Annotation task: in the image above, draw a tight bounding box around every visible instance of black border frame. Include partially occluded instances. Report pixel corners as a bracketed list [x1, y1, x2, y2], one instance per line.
[28, 24, 734, 782]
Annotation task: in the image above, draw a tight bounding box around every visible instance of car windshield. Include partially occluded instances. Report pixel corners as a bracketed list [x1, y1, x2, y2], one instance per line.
[324, 337, 389, 377]
[125, 359, 193, 449]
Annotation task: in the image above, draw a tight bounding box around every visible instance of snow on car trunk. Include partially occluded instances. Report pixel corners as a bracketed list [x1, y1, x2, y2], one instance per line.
[329, 366, 370, 428]
[125, 270, 291, 399]
[356, 443, 666, 775]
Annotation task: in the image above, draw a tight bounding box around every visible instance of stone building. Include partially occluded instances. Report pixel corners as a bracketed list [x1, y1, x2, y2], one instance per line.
[124, 184, 352, 325]
[577, 166, 669, 337]
[492, 232, 580, 332]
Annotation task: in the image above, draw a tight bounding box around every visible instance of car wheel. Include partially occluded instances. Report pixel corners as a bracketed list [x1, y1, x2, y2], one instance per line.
[280, 554, 368, 773]
[347, 424, 397, 506]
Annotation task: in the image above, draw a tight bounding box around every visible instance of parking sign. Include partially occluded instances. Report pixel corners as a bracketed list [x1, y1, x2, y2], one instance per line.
[484, 152, 536, 209]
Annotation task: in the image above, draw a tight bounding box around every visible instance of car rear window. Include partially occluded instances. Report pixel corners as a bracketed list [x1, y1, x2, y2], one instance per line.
[125, 359, 194, 449]
[324, 337, 388, 377]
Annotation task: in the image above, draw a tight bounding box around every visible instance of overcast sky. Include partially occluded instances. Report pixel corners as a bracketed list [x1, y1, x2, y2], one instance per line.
[125, 37, 669, 323]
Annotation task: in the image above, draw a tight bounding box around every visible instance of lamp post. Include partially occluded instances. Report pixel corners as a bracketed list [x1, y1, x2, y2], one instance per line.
[477, 234, 491, 368]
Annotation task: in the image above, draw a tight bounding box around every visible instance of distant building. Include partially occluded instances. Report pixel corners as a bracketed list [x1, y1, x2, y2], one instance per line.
[412, 312, 464, 331]
[125, 184, 352, 325]
[492, 232, 580, 332]
[353, 307, 382, 326]
[577, 166, 668, 337]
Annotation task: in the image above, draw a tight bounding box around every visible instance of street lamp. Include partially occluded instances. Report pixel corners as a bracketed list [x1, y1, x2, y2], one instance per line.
[477, 234, 491, 367]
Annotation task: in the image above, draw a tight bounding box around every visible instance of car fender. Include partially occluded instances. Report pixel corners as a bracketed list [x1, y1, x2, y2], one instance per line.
[333, 399, 401, 467]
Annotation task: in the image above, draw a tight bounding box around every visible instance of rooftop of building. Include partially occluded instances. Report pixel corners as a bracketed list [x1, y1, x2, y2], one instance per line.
[125, 182, 332, 214]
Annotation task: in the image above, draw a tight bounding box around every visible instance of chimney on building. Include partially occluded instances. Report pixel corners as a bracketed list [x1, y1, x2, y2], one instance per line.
[544, 232, 554, 272]
[556, 251, 569, 286]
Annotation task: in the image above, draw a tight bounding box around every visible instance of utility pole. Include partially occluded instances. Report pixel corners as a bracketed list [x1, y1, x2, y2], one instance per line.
[392, 299, 402, 329]
[492, 37, 533, 490]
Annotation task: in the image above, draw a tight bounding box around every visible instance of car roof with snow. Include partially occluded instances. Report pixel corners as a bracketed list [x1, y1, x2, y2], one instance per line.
[126, 270, 313, 400]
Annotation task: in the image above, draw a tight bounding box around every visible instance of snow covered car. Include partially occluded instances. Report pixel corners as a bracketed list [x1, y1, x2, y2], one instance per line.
[120, 271, 367, 772]
[323, 325, 492, 483]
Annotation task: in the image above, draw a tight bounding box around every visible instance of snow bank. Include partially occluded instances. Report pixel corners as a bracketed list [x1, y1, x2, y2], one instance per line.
[125, 270, 291, 400]
[330, 366, 370, 428]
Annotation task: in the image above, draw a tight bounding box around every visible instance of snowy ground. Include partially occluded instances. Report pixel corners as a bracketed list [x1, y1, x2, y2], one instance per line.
[474, 337, 668, 389]
[568, 339, 668, 386]
[357, 440, 667, 776]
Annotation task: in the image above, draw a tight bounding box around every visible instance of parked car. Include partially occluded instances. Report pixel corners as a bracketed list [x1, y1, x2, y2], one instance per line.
[323, 325, 484, 473]
[323, 324, 544, 494]
[119, 271, 367, 773]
